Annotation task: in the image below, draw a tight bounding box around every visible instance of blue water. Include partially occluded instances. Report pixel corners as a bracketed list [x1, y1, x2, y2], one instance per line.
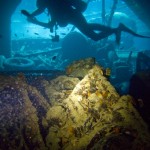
[1, 0, 150, 76]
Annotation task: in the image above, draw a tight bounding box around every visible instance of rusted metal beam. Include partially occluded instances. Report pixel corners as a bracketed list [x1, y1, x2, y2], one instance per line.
[122, 0, 150, 29]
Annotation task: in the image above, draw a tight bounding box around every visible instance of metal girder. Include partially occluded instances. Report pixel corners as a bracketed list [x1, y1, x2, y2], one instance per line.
[122, 0, 150, 29]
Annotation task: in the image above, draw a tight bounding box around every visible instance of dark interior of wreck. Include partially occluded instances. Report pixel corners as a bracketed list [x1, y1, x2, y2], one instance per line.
[0, 0, 150, 149]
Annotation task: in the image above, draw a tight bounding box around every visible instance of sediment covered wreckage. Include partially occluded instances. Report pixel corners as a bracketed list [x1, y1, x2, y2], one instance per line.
[0, 58, 150, 150]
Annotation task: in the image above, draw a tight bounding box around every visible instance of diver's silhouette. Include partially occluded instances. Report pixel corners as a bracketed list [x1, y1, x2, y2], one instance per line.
[21, 0, 150, 43]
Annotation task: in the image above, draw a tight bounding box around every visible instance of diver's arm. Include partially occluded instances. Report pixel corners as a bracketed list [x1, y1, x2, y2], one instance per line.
[27, 17, 55, 31]
[31, 0, 47, 17]
[31, 7, 45, 17]
[22, 9, 55, 32]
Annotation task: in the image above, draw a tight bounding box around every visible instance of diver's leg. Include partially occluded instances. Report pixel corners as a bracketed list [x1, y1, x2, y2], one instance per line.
[88, 23, 116, 32]
[86, 23, 150, 42]
[72, 21, 117, 41]
[88, 23, 118, 41]
[76, 24, 111, 41]
[69, 12, 117, 41]
[70, 17, 101, 41]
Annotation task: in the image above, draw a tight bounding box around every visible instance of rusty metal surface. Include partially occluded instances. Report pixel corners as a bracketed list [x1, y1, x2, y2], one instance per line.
[122, 0, 150, 29]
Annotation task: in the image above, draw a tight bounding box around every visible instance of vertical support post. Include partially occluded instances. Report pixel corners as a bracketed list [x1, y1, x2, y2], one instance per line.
[0, 0, 21, 58]
[107, 0, 118, 26]
[102, 0, 106, 25]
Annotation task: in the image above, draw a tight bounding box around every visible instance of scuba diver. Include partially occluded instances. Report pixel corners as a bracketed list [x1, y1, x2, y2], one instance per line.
[21, 0, 150, 43]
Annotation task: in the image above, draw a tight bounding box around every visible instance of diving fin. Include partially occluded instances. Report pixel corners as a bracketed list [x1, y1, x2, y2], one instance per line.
[115, 23, 150, 45]
[119, 23, 150, 38]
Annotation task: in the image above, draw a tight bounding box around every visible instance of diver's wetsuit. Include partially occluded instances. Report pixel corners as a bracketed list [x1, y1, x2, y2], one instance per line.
[23, 0, 150, 42]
